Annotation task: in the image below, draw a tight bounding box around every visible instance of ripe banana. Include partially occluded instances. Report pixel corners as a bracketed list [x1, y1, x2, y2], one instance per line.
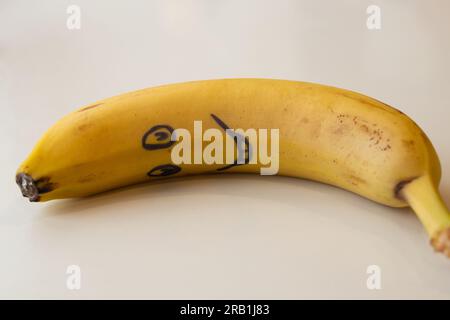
[16, 79, 450, 257]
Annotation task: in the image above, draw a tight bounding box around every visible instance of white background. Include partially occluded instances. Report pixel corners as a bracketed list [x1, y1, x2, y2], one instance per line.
[1, 0, 449, 299]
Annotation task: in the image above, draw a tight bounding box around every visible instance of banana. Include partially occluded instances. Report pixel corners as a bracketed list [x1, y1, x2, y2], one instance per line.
[16, 79, 450, 257]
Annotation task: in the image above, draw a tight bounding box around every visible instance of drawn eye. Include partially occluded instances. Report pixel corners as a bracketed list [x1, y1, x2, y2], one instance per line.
[147, 164, 181, 177]
[142, 125, 175, 150]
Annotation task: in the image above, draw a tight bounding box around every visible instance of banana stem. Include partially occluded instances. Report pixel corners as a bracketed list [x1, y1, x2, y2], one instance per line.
[401, 175, 450, 257]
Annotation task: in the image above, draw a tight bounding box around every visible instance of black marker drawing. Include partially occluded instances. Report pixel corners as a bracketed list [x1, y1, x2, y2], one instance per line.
[142, 124, 181, 177]
[147, 164, 181, 177]
[142, 125, 175, 150]
[142, 114, 252, 177]
[210, 113, 252, 171]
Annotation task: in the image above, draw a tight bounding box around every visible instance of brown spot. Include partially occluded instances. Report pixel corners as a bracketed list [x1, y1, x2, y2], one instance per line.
[431, 227, 450, 257]
[301, 117, 309, 124]
[349, 175, 366, 186]
[78, 103, 103, 112]
[381, 144, 391, 151]
[402, 139, 415, 149]
[360, 124, 369, 133]
[394, 177, 419, 200]
[35, 177, 57, 194]
[78, 123, 92, 131]
[309, 122, 322, 138]
[78, 173, 97, 183]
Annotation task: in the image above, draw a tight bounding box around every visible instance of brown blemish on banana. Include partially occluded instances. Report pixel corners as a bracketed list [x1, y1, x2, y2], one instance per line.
[360, 124, 369, 133]
[78, 123, 92, 131]
[402, 139, 415, 149]
[394, 177, 419, 200]
[309, 121, 322, 138]
[333, 127, 344, 135]
[35, 177, 57, 194]
[78, 103, 103, 112]
[336, 114, 349, 124]
[349, 175, 367, 186]
[78, 173, 97, 183]
[431, 228, 450, 257]
[367, 128, 385, 148]
[337, 114, 375, 139]
[334, 114, 357, 136]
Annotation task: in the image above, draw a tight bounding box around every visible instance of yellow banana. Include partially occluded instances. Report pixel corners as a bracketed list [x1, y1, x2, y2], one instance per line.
[16, 79, 450, 257]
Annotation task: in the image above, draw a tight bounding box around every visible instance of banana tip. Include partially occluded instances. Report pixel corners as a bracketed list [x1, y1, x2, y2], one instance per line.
[431, 228, 450, 258]
[16, 173, 39, 202]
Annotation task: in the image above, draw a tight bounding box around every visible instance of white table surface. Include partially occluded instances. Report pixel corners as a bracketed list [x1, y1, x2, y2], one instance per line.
[1, 0, 449, 299]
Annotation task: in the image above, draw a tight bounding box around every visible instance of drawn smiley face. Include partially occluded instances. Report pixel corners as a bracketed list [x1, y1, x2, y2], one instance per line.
[142, 114, 252, 178]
